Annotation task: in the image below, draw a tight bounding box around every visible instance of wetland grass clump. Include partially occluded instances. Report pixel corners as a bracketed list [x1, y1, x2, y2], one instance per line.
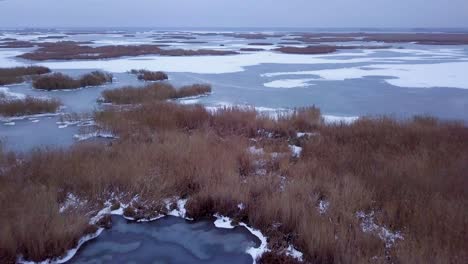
[0, 66, 51, 85]
[18, 42, 238, 61]
[130, 69, 168, 81]
[275, 45, 337, 54]
[176, 84, 212, 98]
[32, 71, 113, 90]
[0, 96, 61, 117]
[101, 83, 211, 104]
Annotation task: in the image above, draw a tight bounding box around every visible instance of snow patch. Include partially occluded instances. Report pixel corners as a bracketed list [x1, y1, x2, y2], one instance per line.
[261, 62, 468, 89]
[1, 113, 59, 123]
[263, 78, 316, 89]
[59, 193, 87, 213]
[323, 115, 359, 124]
[165, 198, 192, 220]
[318, 200, 330, 215]
[356, 211, 404, 248]
[212, 213, 269, 263]
[240, 222, 269, 263]
[248, 146, 265, 155]
[285, 245, 304, 261]
[57, 119, 94, 129]
[289, 145, 302, 157]
[206, 104, 358, 125]
[296, 132, 316, 138]
[213, 214, 235, 229]
[73, 131, 116, 141]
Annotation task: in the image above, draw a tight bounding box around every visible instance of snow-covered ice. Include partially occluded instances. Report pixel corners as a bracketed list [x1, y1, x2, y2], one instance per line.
[37, 50, 398, 74]
[264, 78, 316, 88]
[73, 131, 116, 141]
[261, 61, 468, 89]
[213, 214, 235, 229]
[0, 87, 26, 100]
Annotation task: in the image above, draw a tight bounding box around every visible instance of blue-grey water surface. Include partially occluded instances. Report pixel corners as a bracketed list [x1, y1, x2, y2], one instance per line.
[70, 216, 258, 264]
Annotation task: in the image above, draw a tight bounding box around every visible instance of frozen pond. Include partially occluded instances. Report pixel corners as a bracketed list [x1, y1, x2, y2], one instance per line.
[70, 216, 258, 264]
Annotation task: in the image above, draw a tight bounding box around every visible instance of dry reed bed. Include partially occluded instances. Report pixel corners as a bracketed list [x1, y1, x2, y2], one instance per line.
[129, 69, 168, 81]
[0, 101, 466, 264]
[0, 96, 61, 117]
[18, 42, 238, 61]
[275, 45, 390, 55]
[288, 33, 468, 45]
[101, 83, 211, 104]
[33, 71, 113, 90]
[0, 66, 51, 86]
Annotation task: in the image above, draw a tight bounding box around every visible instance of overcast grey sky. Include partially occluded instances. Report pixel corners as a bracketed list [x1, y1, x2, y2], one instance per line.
[0, 0, 467, 28]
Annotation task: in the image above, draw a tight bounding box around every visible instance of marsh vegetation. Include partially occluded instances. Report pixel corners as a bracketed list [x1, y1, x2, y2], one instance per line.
[0, 96, 61, 117]
[1, 85, 466, 263]
[129, 69, 168, 81]
[101, 83, 211, 104]
[32, 71, 113, 90]
[0, 66, 51, 85]
[18, 42, 238, 61]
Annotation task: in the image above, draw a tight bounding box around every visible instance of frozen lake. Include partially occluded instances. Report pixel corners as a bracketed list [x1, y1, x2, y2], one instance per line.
[2, 29, 468, 263]
[1, 29, 468, 151]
